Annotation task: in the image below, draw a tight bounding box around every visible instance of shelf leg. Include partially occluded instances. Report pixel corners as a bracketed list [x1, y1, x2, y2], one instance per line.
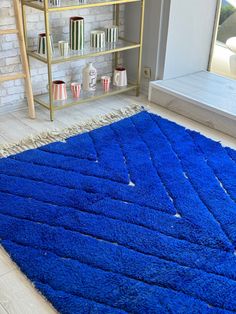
[44, 0, 54, 121]
[14, 0, 35, 119]
[136, 0, 145, 97]
[21, 1, 33, 104]
[21, 2, 28, 52]
[49, 106, 54, 122]
[21, 2, 32, 79]
[114, 4, 120, 68]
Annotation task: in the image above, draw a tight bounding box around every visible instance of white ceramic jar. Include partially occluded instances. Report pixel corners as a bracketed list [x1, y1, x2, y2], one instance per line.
[82, 62, 97, 91]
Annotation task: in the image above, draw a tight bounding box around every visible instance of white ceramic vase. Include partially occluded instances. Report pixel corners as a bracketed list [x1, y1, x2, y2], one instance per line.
[82, 62, 97, 91]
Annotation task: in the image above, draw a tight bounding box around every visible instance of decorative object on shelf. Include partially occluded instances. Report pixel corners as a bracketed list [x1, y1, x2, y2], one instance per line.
[113, 66, 127, 87]
[105, 26, 119, 43]
[90, 30, 106, 48]
[50, 0, 61, 6]
[38, 0, 85, 3]
[38, 0, 60, 4]
[101, 75, 111, 92]
[71, 82, 81, 98]
[69, 16, 84, 51]
[37, 32, 54, 55]
[58, 40, 69, 57]
[82, 62, 97, 91]
[51, 80, 67, 101]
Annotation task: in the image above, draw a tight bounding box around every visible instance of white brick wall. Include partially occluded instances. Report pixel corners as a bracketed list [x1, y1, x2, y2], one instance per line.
[0, 1, 124, 114]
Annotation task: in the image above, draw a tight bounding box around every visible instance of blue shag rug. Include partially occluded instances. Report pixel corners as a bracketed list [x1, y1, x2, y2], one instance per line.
[1, 109, 236, 314]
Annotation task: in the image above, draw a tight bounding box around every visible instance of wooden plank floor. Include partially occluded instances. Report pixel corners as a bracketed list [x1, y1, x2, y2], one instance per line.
[0, 94, 236, 314]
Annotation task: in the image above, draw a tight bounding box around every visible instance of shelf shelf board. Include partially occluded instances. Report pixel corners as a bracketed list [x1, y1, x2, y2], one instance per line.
[27, 39, 140, 64]
[35, 83, 137, 110]
[23, 0, 141, 11]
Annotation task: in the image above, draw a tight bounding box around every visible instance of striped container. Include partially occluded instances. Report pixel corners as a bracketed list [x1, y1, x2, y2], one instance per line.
[71, 82, 81, 98]
[101, 75, 111, 92]
[69, 16, 84, 51]
[52, 80, 67, 101]
[105, 26, 119, 43]
[50, 0, 60, 6]
[58, 41, 69, 57]
[90, 30, 106, 48]
[37, 33, 54, 55]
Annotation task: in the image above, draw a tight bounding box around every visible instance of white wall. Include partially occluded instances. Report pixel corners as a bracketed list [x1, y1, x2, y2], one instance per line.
[124, 0, 169, 93]
[124, 0, 217, 90]
[163, 0, 217, 80]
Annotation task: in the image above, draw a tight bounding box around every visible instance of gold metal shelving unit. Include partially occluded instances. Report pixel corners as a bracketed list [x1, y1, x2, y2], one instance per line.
[21, 0, 145, 121]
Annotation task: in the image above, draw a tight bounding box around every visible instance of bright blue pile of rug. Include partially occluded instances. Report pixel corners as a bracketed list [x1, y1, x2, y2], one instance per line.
[1, 110, 236, 313]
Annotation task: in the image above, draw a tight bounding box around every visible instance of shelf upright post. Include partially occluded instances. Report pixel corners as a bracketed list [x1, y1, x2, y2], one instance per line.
[21, 2, 28, 52]
[136, 0, 145, 96]
[114, 3, 120, 68]
[43, 0, 54, 121]
[21, 1, 33, 101]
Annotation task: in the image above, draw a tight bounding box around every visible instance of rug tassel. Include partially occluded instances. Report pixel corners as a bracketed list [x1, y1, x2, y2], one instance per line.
[0, 104, 145, 158]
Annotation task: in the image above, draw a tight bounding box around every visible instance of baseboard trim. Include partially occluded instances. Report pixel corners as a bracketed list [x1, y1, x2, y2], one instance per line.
[149, 85, 236, 139]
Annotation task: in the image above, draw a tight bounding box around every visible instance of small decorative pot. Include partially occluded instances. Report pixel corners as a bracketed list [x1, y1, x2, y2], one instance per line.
[58, 41, 69, 57]
[82, 62, 97, 91]
[71, 82, 81, 99]
[50, 0, 60, 6]
[113, 66, 127, 87]
[37, 33, 54, 55]
[69, 16, 84, 51]
[51, 80, 67, 101]
[101, 75, 111, 92]
[90, 30, 106, 48]
[105, 26, 119, 43]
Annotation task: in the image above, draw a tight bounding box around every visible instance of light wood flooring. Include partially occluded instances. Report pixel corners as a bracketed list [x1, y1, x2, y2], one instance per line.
[0, 94, 236, 314]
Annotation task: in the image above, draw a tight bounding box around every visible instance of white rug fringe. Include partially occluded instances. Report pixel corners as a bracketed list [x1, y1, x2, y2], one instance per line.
[0, 104, 144, 158]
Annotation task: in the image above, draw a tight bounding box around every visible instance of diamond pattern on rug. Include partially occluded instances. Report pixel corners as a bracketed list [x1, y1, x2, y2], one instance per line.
[1, 111, 236, 313]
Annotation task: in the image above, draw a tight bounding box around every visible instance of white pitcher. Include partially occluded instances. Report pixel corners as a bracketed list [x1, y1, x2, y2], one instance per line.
[82, 62, 97, 91]
[113, 67, 127, 87]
